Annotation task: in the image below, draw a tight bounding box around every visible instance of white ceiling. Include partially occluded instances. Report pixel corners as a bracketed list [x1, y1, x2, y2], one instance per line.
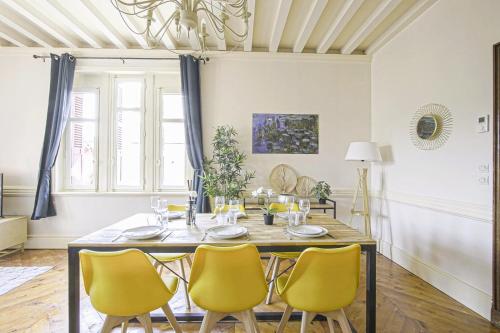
[0, 0, 437, 55]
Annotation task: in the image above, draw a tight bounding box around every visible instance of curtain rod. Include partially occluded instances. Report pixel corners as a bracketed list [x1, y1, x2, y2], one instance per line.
[32, 54, 208, 63]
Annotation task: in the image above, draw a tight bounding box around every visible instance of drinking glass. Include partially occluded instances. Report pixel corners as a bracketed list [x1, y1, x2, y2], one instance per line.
[214, 196, 225, 224]
[157, 199, 169, 227]
[283, 195, 295, 215]
[299, 199, 311, 221]
[292, 211, 305, 227]
[228, 199, 240, 225]
[150, 196, 160, 213]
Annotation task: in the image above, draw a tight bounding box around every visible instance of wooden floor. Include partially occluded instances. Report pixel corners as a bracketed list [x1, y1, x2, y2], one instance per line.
[0, 250, 498, 333]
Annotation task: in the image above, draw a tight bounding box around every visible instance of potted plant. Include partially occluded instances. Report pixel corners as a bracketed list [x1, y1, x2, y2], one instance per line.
[201, 126, 255, 205]
[312, 181, 332, 204]
[252, 188, 276, 225]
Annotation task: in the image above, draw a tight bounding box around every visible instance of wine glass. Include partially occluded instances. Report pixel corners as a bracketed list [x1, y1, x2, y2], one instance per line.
[156, 199, 169, 227]
[214, 196, 225, 224]
[228, 199, 240, 225]
[150, 196, 160, 224]
[299, 199, 311, 221]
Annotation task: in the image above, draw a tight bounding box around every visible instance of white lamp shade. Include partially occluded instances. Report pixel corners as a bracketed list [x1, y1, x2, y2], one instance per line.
[345, 142, 382, 162]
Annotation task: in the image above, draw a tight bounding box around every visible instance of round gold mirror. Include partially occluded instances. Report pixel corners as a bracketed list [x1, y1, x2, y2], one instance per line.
[416, 115, 438, 139]
[410, 103, 452, 150]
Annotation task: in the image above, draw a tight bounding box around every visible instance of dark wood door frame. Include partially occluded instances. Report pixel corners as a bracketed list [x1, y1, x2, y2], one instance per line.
[493, 42, 500, 327]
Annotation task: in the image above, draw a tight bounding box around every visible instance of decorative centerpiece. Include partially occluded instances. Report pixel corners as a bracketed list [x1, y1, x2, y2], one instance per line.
[252, 187, 276, 225]
[201, 125, 255, 205]
[312, 181, 332, 204]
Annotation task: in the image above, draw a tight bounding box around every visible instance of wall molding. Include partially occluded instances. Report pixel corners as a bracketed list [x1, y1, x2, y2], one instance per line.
[379, 240, 492, 320]
[372, 190, 492, 223]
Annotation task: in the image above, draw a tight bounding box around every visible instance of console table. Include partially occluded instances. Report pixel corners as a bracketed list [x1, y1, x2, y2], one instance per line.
[243, 198, 337, 218]
[0, 216, 27, 258]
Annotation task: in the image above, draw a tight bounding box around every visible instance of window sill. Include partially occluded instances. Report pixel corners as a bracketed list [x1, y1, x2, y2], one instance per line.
[52, 190, 189, 197]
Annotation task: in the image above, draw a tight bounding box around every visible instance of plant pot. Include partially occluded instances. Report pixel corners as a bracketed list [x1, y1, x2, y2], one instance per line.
[319, 198, 327, 204]
[263, 214, 274, 225]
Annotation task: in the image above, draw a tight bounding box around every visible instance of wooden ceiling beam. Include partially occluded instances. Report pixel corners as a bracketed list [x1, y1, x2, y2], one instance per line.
[293, 0, 327, 53]
[0, 12, 53, 48]
[0, 31, 26, 47]
[1, 0, 74, 47]
[341, 0, 402, 55]
[151, 10, 177, 49]
[317, 0, 364, 54]
[243, 0, 255, 52]
[45, 0, 103, 49]
[365, 0, 437, 55]
[269, 0, 292, 52]
[79, 0, 127, 49]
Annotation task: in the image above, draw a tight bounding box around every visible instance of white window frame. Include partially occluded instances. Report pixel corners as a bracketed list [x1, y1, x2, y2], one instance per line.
[63, 88, 100, 191]
[110, 76, 146, 191]
[156, 89, 189, 191]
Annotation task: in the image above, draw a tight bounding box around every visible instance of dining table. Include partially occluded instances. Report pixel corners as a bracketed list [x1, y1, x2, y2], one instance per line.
[67, 213, 377, 333]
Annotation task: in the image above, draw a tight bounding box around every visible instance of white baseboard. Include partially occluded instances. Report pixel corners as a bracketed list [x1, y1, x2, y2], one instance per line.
[379, 240, 492, 320]
[25, 235, 77, 249]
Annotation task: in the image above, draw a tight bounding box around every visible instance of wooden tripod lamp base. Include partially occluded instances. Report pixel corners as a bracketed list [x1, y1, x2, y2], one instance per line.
[345, 141, 381, 238]
[349, 167, 371, 237]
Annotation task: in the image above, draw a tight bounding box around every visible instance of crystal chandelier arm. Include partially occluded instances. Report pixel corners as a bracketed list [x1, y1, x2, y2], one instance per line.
[150, 10, 177, 42]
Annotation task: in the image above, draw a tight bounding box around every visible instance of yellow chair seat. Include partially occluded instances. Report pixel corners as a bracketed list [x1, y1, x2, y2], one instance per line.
[276, 274, 289, 294]
[269, 202, 299, 212]
[168, 204, 186, 212]
[163, 276, 180, 294]
[271, 252, 300, 259]
[154, 253, 190, 262]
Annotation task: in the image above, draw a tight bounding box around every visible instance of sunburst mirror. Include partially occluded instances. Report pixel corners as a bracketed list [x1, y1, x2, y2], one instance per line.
[410, 103, 453, 150]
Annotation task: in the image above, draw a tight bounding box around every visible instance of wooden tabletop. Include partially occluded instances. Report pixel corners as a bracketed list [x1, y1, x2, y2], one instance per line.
[244, 202, 335, 210]
[69, 213, 375, 249]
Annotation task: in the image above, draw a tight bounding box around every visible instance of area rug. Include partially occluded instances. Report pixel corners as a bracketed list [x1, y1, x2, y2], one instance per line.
[0, 266, 53, 296]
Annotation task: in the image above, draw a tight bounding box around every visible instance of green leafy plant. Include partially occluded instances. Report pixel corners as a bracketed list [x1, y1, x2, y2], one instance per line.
[201, 125, 255, 199]
[312, 181, 332, 200]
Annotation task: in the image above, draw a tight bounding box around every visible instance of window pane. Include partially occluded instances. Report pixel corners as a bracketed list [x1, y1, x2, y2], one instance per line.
[117, 80, 142, 108]
[116, 110, 141, 187]
[69, 122, 96, 186]
[162, 122, 185, 144]
[162, 94, 184, 119]
[71, 92, 97, 119]
[162, 143, 186, 187]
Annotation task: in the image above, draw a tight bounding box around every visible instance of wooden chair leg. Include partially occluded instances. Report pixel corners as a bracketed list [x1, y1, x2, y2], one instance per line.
[239, 310, 255, 333]
[101, 315, 126, 333]
[178, 258, 191, 309]
[335, 309, 352, 333]
[326, 317, 335, 333]
[199, 311, 226, 333]
[186, 254, 193, 267]
[300, 311, 316, 333]
[249, 309, 260, 333]
[264, 255, 276, 280]
[136, 314, 153, 333]
[276, 304, 293, 333]
[266, 257, 281, 304]
[161, 304, 183, 333]
[121, 320, 129, 333]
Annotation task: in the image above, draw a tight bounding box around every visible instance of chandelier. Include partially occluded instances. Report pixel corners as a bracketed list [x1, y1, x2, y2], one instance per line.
[111, 0, 251, 56]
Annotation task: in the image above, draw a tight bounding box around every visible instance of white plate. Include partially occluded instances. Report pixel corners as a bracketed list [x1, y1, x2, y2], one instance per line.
[167, 211, 184, 219]
[287, 226, 328, 238]
[206, 225, 248, 240]
[122, 226, 165, 240]
[288, 225, 324, 235]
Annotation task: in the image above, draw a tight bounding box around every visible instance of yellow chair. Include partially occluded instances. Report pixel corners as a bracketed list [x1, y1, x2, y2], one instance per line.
[275, 244, 361, 333]
[188, 244, 268, 333]
[153, 204, 192, 309]
[213, 204, 246, 214]
[265, 202, 300, 304]
[80, 249, 182, 333]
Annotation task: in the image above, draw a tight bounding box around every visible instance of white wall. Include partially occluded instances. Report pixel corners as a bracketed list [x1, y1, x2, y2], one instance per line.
[0, 53, 371, 247]
[371, 0, 499, 319]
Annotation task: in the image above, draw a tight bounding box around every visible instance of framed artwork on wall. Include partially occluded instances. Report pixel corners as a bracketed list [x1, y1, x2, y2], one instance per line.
[252, 113, 319, 154]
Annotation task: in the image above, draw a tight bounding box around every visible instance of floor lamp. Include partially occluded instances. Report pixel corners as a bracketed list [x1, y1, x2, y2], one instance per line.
[345, 142, 382, 237]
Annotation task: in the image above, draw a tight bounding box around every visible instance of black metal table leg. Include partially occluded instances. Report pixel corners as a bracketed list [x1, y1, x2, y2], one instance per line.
[68, 247, 80, 333]
[366, 245, 376, 333]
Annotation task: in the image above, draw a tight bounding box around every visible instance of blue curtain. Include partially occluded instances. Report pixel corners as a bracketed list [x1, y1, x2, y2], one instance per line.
[32, 54, 76, 220]
[180, 55, 210, 213]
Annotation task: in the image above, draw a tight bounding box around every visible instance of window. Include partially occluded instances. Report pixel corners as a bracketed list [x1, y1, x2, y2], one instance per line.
[159, 93, 186, 188]
[113, 78, 145, 190]
[64, 90, 99, 190]
[61, 72, 188, 193]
